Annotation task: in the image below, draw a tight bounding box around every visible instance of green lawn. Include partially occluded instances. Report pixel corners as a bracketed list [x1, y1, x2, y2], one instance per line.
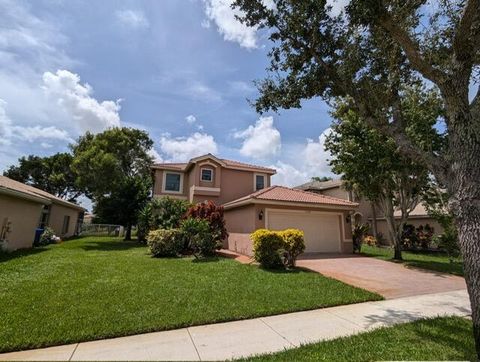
[246, 317, 476, 361]
[361, 244, 464, 276]
[0, 236, 381, 353]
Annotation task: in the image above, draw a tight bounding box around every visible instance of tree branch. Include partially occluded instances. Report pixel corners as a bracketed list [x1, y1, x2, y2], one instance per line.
[376, 13, 447, 88]
[453, 0, 480, 62]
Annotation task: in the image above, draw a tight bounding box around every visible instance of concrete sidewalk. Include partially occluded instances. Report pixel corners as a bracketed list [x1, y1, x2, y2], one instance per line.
[0, 289, 470, 361]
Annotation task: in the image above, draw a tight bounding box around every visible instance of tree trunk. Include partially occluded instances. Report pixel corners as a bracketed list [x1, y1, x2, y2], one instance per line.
[371, 202, 378, 239]
[381, 197, 403, 260]
[124, 225, 132, 241]
[446, 98, 480, 358]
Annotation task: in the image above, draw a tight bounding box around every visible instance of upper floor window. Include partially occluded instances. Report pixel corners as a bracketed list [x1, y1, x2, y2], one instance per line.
[164, 172, 182, 192]
[201, 168, 213, 182]
[255, 174, 265, 191]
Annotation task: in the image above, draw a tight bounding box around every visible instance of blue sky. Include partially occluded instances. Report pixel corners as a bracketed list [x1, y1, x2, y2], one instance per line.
[0, 0, 340, 190]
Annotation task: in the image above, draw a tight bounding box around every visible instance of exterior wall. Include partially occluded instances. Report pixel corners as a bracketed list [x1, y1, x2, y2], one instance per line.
[153, 162, 272, 205]
[223, 204, 256, 256]
[321, 187, 350, 200]
[224, 202, 354, 256]
[48, 203, 81, 238]
[375, 217, 444, 245]
[153, 169, 189, 200]
[0, 194, 44, 251]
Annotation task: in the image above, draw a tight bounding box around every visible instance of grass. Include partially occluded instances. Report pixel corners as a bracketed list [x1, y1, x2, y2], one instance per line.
[245, 316, 476, 361]
[0, 236, 381, 353]
[361, 244, 464, 276]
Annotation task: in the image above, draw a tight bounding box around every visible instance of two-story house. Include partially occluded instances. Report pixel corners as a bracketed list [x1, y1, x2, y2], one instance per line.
[296, 179, 443, 245]
[152, 154, 358, 256]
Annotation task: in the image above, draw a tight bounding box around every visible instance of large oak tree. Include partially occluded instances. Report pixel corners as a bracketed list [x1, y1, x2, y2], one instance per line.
[234, 0, 480, 355]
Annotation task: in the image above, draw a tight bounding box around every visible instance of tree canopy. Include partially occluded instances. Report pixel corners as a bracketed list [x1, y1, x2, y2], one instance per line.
[71, 127, 154, 240]
[3, 153, 81, 202]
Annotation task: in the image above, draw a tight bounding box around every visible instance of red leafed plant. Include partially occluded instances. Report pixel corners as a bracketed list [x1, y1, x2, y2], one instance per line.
[184, 201, 228, 241]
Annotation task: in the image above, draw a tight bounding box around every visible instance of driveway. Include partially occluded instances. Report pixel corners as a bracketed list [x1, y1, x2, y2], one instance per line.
[297, 254, 466, 299]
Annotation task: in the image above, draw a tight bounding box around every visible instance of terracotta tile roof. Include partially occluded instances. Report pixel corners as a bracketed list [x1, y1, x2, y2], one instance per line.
[0, 175, 84, 210]
[220, 159, 276, 173]
[152, 155, 276, 174]
[295, 179, 344, 191]
[224, 185, 358, 209]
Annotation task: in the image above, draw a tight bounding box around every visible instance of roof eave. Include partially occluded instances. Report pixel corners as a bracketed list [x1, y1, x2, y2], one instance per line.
[224, 198, 358, 211]
[0, 186, 51, 205]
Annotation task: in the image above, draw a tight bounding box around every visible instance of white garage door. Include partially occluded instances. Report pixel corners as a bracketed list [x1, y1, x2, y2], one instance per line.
[267, 210, 341, 253]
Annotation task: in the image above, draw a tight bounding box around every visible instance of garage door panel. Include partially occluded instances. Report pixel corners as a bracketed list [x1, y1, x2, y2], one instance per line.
[267, 211, 341, 253]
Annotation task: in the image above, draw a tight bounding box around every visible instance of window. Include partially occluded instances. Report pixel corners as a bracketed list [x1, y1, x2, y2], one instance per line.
[201, 168, 213, 182]
[165, 172, 181, 192]
[255, 174, 265, 191]
[62, 215, 70, 235]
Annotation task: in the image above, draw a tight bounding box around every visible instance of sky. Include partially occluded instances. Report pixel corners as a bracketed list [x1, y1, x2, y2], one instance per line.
[0, 0, 344, 194]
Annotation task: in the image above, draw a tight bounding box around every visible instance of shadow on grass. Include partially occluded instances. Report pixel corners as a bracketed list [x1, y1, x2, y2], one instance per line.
[404, 260, 464, 277]
[0, 247, 49, 262]
[191, 256, 220, 263]
[80, 240, 145, 252]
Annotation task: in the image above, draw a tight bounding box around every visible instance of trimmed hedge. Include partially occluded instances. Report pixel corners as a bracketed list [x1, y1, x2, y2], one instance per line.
[251, 228, 305, 269]
[280, 229, 306, 267]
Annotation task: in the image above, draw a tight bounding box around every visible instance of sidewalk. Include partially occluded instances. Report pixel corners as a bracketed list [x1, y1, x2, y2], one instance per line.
[0, 289, 470, 361]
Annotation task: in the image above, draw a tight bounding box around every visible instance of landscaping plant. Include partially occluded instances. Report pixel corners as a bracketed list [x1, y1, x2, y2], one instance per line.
[138, 197, 190, 242]
[251, 229, 285, 269]
[180, 217, 219, 257]
[279, 229, 305, 267]
[184, 201, 228, 244]
[352, 224, 369, 253]
[36, 227, 58, 246]
[146, 229, 183, 257]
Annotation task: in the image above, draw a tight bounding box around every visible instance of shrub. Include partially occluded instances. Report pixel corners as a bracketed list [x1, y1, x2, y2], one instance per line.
[180, 217, 219, 257]
[279, 229, 305, 267]
[401, 224, 418, 249]
[251, 229, 285, 269]
[352, 223, 369, 253]
[363, 235, 377, 246]
[185, 201, 228, 243]
[146, 229, 184, 257]
[436, 225, 460, 263]
[138, 197, 190, 242]
[416, 224, 434, 250]
[37, 227, 58, 246]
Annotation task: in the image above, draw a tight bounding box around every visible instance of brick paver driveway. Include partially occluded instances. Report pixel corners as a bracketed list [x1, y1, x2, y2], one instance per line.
[297, 254, 466, 299]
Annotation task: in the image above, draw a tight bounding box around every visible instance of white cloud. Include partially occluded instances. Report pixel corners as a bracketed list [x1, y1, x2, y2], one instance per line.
[234, 116, 281, 159]
[304, 127, 333, 174]
[185, 114, 197, 124]
[42, 70, 122, 134]
[203, 0, 258, 49]
[148, 148, 163, 163]
[160, 132, 218, 162]
[271, 161, 309, 187]
[115, 9, 150, 29]
[0, 99, 73, 146]
[186, 81, 222, 102]
[270, 128, 335, 187]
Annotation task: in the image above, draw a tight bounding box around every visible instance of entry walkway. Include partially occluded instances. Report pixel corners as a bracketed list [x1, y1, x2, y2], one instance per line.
[297, 253, 466, 299]
[0, 290, 470, 361]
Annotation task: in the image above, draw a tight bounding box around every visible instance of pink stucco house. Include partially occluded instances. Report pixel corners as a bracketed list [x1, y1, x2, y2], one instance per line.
[152, 154, 358, 255]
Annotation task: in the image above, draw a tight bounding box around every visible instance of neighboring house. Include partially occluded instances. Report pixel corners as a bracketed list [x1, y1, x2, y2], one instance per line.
[0, 176, 85, 251]
[296, 179, 443, 244]
[152, 154, 358, 255]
